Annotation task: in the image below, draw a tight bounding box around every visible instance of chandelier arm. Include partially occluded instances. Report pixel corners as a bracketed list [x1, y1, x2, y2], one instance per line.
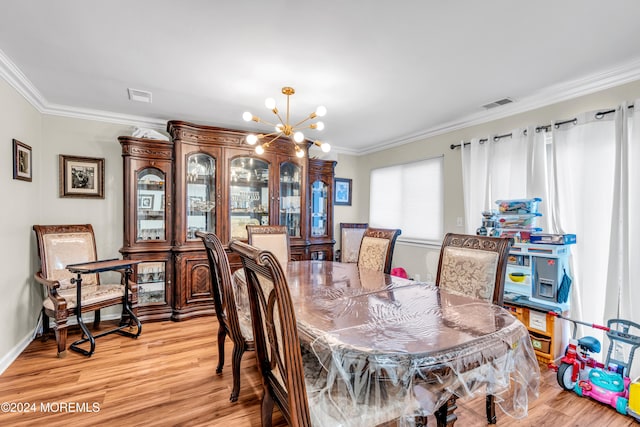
[291, 115, 314, 129]
[253, 117, 280, 129]
[262, 134, 282, 147]
[272, 110, 286, 128]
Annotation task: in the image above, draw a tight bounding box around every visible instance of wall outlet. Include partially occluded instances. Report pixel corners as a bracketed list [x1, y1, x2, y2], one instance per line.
[456, 217, 464, 227]
[414, 273, 421, 282]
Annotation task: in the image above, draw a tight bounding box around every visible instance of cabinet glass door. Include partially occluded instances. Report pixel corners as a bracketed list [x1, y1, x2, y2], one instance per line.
[311, 180, 328, 237]
[230, 157, 270, 240]
[280, 161, 302, 237]
[137, 261, 167, 305]
[186, 153, 216, 240]
[137, 168, 166, 241]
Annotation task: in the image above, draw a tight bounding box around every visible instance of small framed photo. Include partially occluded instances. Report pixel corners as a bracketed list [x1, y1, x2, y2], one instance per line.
[139, 194, 154, 210]
[59, 155, 105, 198]
[334, 177, 352, 206]
[13, 139, 32, 182]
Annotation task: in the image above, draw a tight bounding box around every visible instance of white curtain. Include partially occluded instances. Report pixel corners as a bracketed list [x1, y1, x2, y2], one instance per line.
[461, 137, 490, 234]
[461, 131, 529, 234]
[461, 104, 640, 377]
[549, 111, 616, 353]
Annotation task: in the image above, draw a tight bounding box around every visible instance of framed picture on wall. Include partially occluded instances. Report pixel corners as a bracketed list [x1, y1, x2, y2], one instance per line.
[13, 139, 32, 182]
[334, 177, 352, 206]
[59, 155, 105, 198]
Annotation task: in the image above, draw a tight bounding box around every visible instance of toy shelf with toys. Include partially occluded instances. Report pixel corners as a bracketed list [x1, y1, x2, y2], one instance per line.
[477, 197, 577, 364]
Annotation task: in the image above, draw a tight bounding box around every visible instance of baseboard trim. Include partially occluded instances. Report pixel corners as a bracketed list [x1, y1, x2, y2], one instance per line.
[0, 312, 125, 375]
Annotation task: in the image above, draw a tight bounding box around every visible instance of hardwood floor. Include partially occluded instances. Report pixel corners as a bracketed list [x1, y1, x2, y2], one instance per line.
[0, 317, 636, 426]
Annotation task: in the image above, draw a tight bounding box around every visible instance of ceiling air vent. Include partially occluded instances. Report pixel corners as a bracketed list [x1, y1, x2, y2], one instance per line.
[481, 97, 514, 110]
[128, 88, 152, 103]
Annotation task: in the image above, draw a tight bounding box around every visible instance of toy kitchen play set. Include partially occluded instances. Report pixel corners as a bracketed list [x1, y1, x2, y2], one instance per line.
[477, 198, 576, 363]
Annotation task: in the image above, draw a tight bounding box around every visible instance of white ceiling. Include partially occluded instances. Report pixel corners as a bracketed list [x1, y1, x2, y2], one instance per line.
[2, 0, 640, 155]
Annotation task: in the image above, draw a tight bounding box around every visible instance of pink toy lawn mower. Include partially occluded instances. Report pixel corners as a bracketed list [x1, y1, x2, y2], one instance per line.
[549, 312, 640, 419]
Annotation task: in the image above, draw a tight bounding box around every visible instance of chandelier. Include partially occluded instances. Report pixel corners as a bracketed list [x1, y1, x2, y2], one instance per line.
[242, 86, 331, 158]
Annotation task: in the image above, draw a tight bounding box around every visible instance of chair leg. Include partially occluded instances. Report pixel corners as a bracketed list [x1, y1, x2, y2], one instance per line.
[435, 395, 458, 427]
[486, 394, 496, 424]
[93, 309, 101, 329]
[41, 311, 51, 341]
[54, 323, 68, 358]
[216, 326, 226, 375]
[261, 386, 275, 427]
[229, 342, 245, 402]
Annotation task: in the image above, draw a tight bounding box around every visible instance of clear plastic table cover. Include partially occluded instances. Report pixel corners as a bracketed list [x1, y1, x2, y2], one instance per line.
[233, 261, 540, 425]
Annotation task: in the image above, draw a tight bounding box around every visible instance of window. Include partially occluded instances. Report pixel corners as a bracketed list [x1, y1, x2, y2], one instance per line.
[369, 156, 443, 243]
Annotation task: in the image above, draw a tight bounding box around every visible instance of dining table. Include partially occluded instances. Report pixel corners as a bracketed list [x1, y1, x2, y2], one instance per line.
[234, 260, 540, 426]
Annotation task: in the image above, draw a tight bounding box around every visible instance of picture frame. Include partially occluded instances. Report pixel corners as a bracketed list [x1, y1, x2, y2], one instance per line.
[13, 139, 32, 182]
[59, 155, 105, 198]
[334, 177, 352, 206]
[139, 194, 154, 210]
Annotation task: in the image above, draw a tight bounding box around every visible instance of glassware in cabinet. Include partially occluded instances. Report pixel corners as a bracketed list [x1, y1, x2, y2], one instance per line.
[229, 157, 270, 240]
[186, 153, 216, 240]
[136, 168, 166, 242]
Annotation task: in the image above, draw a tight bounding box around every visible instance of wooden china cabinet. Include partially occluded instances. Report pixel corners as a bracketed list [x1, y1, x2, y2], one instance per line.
[119, 121, 336, 321]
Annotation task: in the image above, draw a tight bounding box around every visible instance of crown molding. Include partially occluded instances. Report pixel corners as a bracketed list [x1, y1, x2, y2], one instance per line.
[3, 48, 640, 154]
[357, 57, 640, 155]
[0, 49, 167, 130]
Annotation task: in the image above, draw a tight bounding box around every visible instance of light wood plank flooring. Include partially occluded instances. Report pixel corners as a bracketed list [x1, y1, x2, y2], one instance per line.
[0, 317, 636, 426]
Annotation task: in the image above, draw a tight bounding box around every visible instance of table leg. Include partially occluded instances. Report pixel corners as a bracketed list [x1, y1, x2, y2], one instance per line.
[120, 267, 142, 337]
[435, 395, 458, 427]
[69, 273, 96, 356]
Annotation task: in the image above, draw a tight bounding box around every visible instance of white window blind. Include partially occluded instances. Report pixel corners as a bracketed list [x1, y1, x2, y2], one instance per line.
[369, 156, 443, 242]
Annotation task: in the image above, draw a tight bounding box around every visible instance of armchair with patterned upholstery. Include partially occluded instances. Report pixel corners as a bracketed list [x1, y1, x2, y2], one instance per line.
[435, 232, 513, 424]
[33, 224, 138, 357]
[357, 227, 401, 274]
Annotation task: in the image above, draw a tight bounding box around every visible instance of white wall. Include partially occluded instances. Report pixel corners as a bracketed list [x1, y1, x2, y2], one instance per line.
[0, 77, 42, 367]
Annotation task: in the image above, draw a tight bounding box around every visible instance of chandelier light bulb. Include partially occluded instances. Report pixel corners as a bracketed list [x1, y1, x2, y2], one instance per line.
[255, 145, 265, 155]
[276, 124, 284, 133]
[246, 134, 258, 145]
[293, 131, 305, 143]
[265, 98, 276, 110]
[321, 142, 331, 153]
[315, 121, 325, 131]
[315, 105, 327, 117]
[242, 111, 253, 122]
[296, 149, 305, 158]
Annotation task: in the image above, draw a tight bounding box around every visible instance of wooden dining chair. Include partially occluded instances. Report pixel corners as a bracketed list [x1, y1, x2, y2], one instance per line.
[246, 224, 291, 266]
[229, 239, 404, 427]
[196, 231, 254, 402]
[338, 222, 368, 263]
[357, 227, 401, 274]
[435, 232, 513, 424]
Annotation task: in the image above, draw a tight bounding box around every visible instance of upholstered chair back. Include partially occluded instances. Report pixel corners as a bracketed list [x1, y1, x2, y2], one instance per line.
[38, 228, 99, 290]
[246, 225, 290, 267]
[357, 227, 401, 274]
[435, 233, 512, 305]
[339, 223, 368, 263]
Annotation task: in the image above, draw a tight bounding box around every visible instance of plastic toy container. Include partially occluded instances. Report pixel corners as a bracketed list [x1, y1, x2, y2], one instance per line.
[497, 213, 542, 228]
[496, 198, 542, 214]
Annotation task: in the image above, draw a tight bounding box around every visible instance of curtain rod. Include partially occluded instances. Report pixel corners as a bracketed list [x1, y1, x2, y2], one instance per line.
[450, 104, 635, 150]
